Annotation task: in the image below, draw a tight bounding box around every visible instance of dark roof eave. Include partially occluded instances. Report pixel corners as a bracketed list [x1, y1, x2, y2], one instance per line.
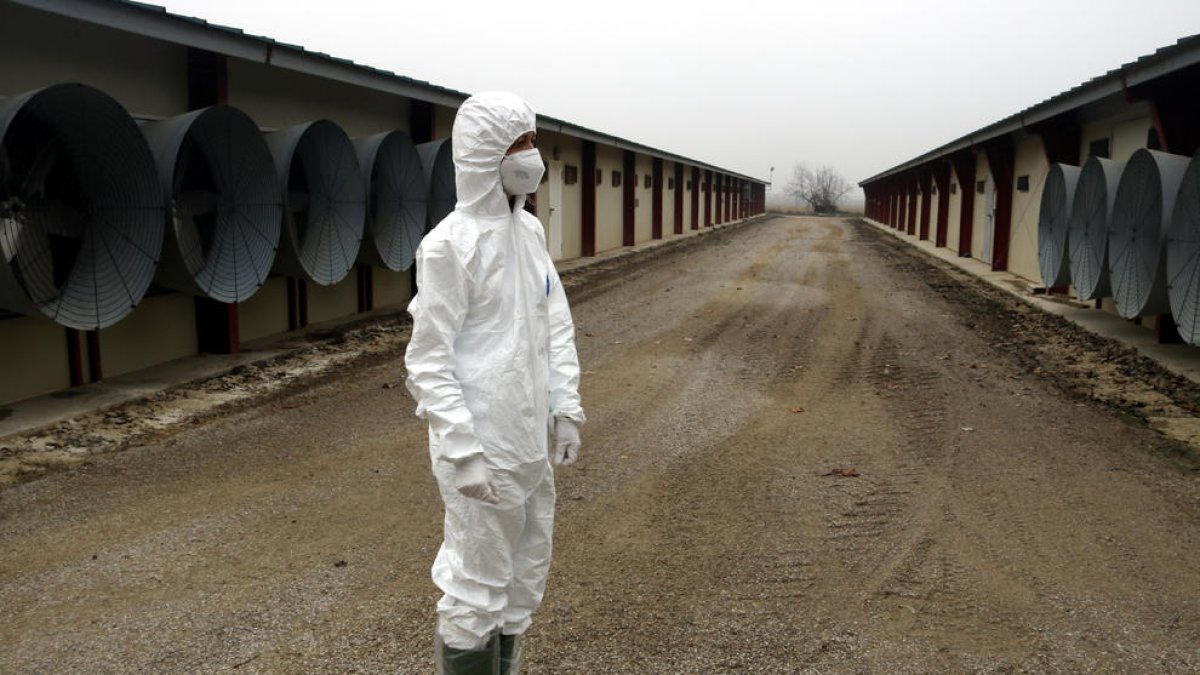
[13, 0, 768, 185]
[858, 34, 1200, 187]
[535, 116, 764, 182]
[12, 0, 471, 107]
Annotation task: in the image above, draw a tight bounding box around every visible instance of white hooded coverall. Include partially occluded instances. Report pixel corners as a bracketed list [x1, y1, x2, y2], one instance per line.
[404, 91, 585, 650]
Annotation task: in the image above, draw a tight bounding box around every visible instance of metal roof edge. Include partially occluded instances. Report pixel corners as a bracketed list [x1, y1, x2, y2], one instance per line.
[858, 34, 1200, 187]
[536, 116, 764, 182]
[12, 0, 472, 108]
[13, 0, 767, 185]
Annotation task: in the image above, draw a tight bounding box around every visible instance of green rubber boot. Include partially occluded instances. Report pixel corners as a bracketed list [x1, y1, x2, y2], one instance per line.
[435, 632, 499, 675]
[499, 634, 522, 674]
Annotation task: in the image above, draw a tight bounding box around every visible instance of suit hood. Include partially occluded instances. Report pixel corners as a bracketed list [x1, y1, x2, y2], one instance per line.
[451, 91, 536, 218]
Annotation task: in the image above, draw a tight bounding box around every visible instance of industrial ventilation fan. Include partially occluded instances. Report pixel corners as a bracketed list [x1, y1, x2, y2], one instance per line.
[354, 130, 428, 271]
[417, 138, 455, 230]
[1037, 163, 1080, 289]
[1108, 148, 1189, 319]
[1167, 152, 1200, 345]
[0, 83, 164, 330]
[1068, 156, 1123, 301]
[141, 105, 282, 303]
[265, 120, 365, 285]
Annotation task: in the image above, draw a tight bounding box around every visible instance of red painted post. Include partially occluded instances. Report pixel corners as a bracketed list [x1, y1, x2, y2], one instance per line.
[985, 142, 1015, 271]
[1130, 69, 1200, 344]
[1035, 118, 1082, 166]
[582, 141, 597, 256]
[951, 151, 976, 256]
[934, 163, 951, 247]
[86, 331, 102, 382]
[652, 157, 664, 239]
[287, 278, 308, 330]
[713, 174, 722, 225]
[623, 151, 636, 246]
[187, 47, 241, 354]
[673, 163, 684, 234]
[356, 264, 374, 312]
[1134, 68, 1200, 156]
[65, 328, 83, 387]
[720, 176, 729, 220]
[919, 168, 932, 240]
[906, 174, 918, 236]
[704, 170, 713, 227]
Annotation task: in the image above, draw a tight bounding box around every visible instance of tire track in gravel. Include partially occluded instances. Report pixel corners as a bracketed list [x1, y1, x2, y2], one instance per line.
[762, 219, 1198, 671]
[799, 254, 979, 662]
[539, 219, 837, 672]
[843, 231, 1095, 665]
[841, 220, 1200, 671]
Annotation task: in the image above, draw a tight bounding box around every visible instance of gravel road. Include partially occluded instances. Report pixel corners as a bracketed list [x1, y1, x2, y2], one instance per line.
[2, 216, 1198, 673]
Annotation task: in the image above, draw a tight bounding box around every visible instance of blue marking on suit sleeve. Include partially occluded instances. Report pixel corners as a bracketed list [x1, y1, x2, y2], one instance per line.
[546, 274, 551, 297]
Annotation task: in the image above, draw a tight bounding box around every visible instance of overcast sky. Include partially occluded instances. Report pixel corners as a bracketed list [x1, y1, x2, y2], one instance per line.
[160, 0, 1200, 199]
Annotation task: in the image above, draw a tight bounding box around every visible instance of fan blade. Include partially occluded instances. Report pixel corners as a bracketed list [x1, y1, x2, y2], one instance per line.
[0, 145, 16, 198]
[0, 215, 26, 262]
[287, 190, 311, 212]
[20, 138, 63, 200]
[22, 198, 85, 238]
[173, 141, 193, 195]
[6, 204, 65, 304]
[176, 189, 218, 217]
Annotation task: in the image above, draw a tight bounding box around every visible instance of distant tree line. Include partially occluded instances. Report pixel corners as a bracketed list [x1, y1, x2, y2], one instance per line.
[787, 163, 852, 214]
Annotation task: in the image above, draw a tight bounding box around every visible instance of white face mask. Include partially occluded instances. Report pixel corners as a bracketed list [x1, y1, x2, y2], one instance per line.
[499, 148, 545, 196]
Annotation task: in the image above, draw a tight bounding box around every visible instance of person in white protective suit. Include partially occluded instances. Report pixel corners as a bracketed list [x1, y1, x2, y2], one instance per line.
[404, 91, 586, 675]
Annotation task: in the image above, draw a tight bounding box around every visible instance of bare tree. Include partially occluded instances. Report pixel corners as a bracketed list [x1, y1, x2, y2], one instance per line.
[787, 163, 852, 214]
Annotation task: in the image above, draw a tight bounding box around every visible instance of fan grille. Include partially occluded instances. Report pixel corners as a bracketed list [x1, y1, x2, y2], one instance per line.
[1037, 163, 1079, 288]
[267, 120, 365, 286]
[0, 83, 163, 329]
[355, 131, 428, 272]
[143, 106, 282, 303]
[1109, 149, 1188, 319]
[1167, 152, 1200, 344]
[417, 139, 455, 232]
[1067, 157, 1121, 300]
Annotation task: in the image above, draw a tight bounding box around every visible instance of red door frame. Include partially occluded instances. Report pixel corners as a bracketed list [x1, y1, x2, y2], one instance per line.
[984, 142, 1015, 271]
[893, 185, 902, 228]
[950, 151, 976, 257]
[581, 141, 597, 256]
[720, 176, 729, 220]
[934, 163, 951, 247]
[704, 170, 713, 227]
[906, 174, 918, 236]
[673, 163, 684, 234]
[918, 168, 932, 240]
[652, 157, 664, 239]
[712, 173, 722, 225]
[623, 150, 636, 246]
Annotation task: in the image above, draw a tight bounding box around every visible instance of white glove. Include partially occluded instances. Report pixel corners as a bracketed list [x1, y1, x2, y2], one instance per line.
[453, 455, 500, 504]
[552, 418, 581, 466]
